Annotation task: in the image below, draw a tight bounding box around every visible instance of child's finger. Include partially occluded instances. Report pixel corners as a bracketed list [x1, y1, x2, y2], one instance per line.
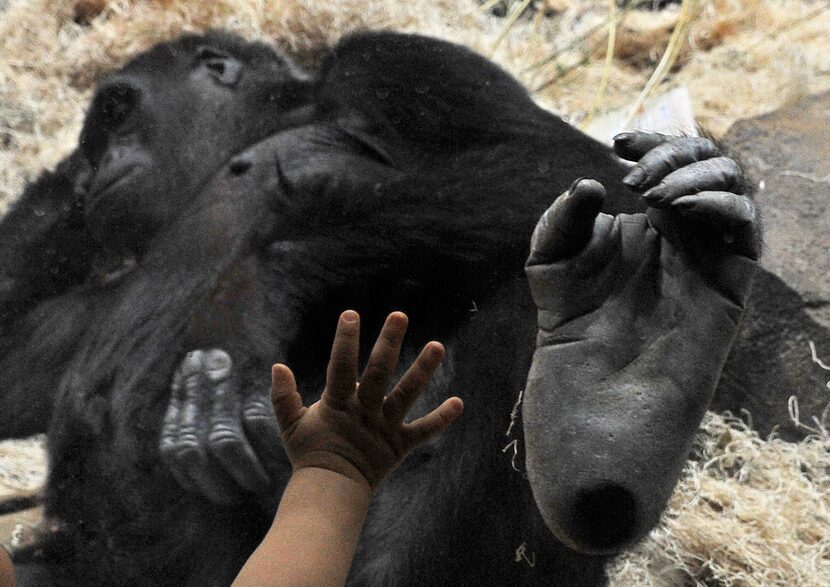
[270, 364, 303, 432]
[402, 397, 464, 447]
[382, 341, 444, 424]
[357, 312, 408, 411]
[324, 310, 361, 408]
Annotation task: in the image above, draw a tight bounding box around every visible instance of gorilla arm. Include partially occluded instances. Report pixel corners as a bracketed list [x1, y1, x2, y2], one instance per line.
[0, 152, 98, 437]
[0, 151, 96, 324]
[159, 124, 402, 505]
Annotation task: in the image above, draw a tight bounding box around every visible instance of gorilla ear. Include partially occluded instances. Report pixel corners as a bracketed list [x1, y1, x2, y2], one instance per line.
[196, 46, 243, 87]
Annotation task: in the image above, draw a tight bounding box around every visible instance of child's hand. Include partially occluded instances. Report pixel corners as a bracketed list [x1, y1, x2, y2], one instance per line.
[270, 310, 464, 490]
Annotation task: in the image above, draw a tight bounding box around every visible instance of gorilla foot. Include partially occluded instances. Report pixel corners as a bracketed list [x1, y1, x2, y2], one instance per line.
[522, 133, 760, 554]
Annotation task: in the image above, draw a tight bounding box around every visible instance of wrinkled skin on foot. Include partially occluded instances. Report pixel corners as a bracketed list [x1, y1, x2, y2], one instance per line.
[523, 132, 760, 555]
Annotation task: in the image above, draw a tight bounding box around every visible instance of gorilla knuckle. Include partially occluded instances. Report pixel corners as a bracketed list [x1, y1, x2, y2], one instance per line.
[203, 349, 233, 380]
[208, 429, 244, 456]
[174, 440, 206, 468]
[242, 398, 274, 421]
[179, 351, 206, 374]
[158, 437, 178, 459]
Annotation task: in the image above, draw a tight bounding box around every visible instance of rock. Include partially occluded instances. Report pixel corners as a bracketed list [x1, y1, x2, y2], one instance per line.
[711, 93, 830, 439]
[723, 91, 830, 329]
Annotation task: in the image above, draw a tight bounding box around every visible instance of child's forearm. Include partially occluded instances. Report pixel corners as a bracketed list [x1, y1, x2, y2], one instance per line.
[233, 467, 372, 587]
[0, 545, 14, 587]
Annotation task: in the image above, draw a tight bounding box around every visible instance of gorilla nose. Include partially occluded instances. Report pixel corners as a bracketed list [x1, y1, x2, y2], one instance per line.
[93, 78, 142, 132]
[566, 483, 639, 553]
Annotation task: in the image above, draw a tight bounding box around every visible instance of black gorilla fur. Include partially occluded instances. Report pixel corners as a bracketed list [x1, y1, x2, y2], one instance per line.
[0, 30, 820, 586]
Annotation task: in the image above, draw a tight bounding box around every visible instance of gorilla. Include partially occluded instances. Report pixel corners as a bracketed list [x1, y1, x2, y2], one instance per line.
[0, 29, 816, 586]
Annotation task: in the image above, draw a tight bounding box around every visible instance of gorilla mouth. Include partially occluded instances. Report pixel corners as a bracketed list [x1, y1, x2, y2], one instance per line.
[88, 165, 142, 204]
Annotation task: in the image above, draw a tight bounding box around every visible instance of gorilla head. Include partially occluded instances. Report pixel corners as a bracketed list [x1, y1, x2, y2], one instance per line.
[77, 31, 313, 253]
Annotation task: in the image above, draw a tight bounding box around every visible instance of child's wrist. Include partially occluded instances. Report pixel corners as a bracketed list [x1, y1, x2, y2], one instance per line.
[291, 447, 382, 491]
[291, 463, 373, 496]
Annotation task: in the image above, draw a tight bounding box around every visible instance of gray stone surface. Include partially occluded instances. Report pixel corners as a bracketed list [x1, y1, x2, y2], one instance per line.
[710, 93, 830, 438]
[724, 92, 830, 328]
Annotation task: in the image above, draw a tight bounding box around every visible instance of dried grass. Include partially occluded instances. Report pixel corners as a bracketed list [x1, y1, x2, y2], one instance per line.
[610, 411, 830, 586]
[3, 0, 830, 211]
[0, 436, 47, 495]
[1, 0, 829, 584]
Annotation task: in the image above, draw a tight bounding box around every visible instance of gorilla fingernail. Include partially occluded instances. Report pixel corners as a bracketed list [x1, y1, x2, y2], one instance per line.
[569, 177, 589, 192]
[622, 168, 645, 187]
[613, 132, 633, 144]
[642, 187, 666, 204]
[229, 156, 252, 176]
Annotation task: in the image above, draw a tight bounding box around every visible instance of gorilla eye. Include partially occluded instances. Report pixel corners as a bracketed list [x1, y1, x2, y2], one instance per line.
[96, 84, 138, 132]
[195, 46, 242, 87]
[206, 60, 225, 76]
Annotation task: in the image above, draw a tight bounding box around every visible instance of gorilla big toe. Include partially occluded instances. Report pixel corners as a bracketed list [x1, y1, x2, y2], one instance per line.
[523, 132, 760, 554]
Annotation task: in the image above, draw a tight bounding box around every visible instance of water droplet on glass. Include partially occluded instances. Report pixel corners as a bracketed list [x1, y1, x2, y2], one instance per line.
[415, 84, 429, 94]
[33, 208, 45, 217]
[376, 88, 390, 99]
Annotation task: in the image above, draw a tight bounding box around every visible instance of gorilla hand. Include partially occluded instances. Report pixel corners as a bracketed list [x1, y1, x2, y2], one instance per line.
[160, 349, 285, 504]
[521, 133, 759, 555]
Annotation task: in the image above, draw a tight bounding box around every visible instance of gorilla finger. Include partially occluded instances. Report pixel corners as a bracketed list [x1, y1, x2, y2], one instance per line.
[270, 364, 304, 432]
[163, 457, 201, 494]
[160, 394, 201, 494]
[242, 396, 288, 479]
[642, 157, 743, 206]
[202, 348, 233, 381]
[672, 191, 756, 227]
[180, 357, 211, 447]
[324, 310, 361, 408]
[179, 349, 206, 377]
[168, 353, 242, 502]
[623, 137, 721, 190]
[208, 375, 271, 493]
[208, 424, 271, 494]
[673, 192, 760, 259]
[382, 342, 444, 424]
[613, 131, 672, 161]
[160, 371, 184, 457]
[176, 445, 244, 505]
[401, 397, 464, 449]
[526, 178, 605, 266]
[358, 312, 409, 411]
[162, 412, 240, 502]
[732, 221, 762, 261]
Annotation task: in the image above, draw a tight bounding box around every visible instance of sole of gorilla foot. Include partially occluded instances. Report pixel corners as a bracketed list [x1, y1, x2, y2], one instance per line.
[522, 181, 757, 554]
